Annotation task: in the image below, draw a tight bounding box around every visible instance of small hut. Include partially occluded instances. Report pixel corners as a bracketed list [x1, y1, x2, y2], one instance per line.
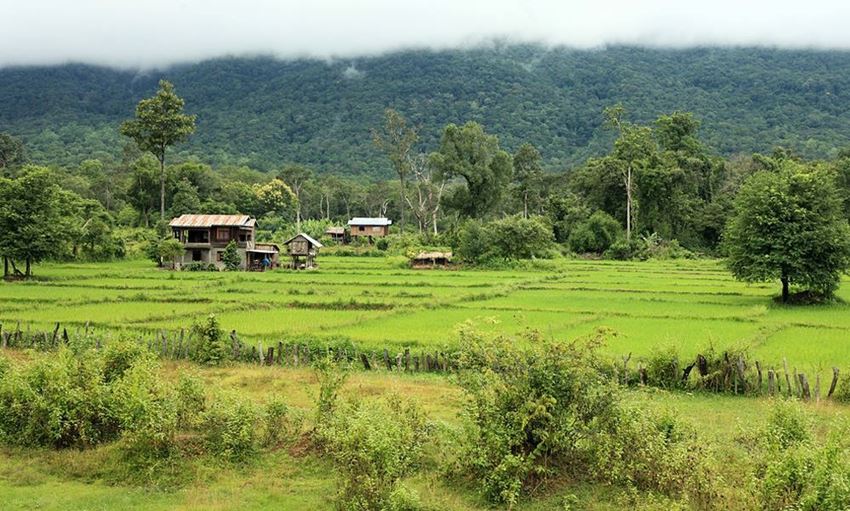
[411, 251, 452, 269]
[283, 233, 323, 269]
[324, 226, 346, 243]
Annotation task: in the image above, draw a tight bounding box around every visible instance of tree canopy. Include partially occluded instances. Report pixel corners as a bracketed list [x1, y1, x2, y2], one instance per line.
[724, 161, 850, 302]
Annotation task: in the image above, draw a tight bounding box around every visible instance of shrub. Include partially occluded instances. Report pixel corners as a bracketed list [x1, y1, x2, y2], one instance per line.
[643, 345, 682, 389]
[175, 373, 206, 430]
[263, 397, 304, 447]
[201, 391, 261, 462]
[0, 348, 119, 448]
[454, 328, 620, 505]
[833, 369, 850, 403]
[221, 240, 241, 271]
[455, 220, 492, 264]
[112, 359, 180, 463]
[192, 314, 228, 366]
[102, 339, 154, 383]
[568, 211, 623, 254]
[317, 394, 430, 511]
[376, 237, 390, 251]
[314, 355, 349, 426]
[182, 262, 217, 272]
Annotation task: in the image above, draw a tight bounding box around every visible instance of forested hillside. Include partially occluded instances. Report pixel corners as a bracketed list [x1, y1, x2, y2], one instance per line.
[3, 45, 850, 177]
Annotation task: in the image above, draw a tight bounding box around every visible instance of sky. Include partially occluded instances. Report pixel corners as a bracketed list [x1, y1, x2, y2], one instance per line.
[3, 0, 850, 69]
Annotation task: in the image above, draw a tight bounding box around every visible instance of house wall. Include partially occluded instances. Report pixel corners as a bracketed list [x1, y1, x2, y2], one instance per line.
[349, 225, 389, 237]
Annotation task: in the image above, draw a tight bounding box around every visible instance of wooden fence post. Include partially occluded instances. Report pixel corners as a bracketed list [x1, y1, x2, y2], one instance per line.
[383, 349, 391, 370]
[815, 374, 821, 403]
[799, 374, 811, 401]
[266, 347, 274, 366]
[736, 358, 747, 394]
[404, 348, 410, 372]
[638, 363, 647, 386]
[828, 368, 840, 398]
[425, 354, 433, 372]
[63, 327, 69, 344]
[755, 361, 763, 393]
[793, 367, 800, 398]
[51, 323, 60, 347]
[413, 355, 420, 372]
[783, 358, 792, 397]
[361, 353, 371, 370]
[768, 369, 776, 396]
[395, 353, 402, 372]
[622, 353, 631, 386]
[230, 330, 239, 360]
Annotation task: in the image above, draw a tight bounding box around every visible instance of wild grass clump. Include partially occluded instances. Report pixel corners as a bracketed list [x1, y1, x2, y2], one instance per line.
[200, 391, 261, 463]
[191, 313, 228, 366]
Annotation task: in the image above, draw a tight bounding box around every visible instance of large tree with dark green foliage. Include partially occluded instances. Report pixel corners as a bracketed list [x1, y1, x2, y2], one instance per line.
[372, 109, 417, 232]
[0, 166, 70, 277]
[431, 122, 512, 219]
[120, 80, 196, 219]
[278, 165, 313, 230]
[725, 162, 850, 302]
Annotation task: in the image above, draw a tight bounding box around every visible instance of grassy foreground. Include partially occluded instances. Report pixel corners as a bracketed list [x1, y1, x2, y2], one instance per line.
[1, 359, 848, 511]
[1, 256, 850, 371]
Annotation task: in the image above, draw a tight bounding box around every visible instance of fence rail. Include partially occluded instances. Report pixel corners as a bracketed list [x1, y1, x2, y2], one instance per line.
[0, 321, 844, 401]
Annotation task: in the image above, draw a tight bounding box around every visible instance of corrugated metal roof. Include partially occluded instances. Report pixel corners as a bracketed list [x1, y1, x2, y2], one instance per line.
[348, 217, 392, 226]
[169, 214, 254, 228]
[325, 226, 345, 234]
[413, 251, 453, 260]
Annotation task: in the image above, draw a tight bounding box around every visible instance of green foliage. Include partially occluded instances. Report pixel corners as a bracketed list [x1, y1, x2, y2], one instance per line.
[191, 314, 228, 366]
[431, 121, 513, 219]
[313, 356, 349, 426]
[175, 373, 206, 430]
[200, 391, 261, 462]
[454, 216, 553, 264]
[182, 261, 217, 271]
[221, 240, 241, 271]
[724, 161, 850, 301]
[262, 397, 304, 448]
[156, 237, 185, 270]
[569, 211, 623, 254]
[316, 393, 430, 511]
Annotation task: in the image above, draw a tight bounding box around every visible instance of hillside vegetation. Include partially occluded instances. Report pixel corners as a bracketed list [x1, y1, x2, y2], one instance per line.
[3, 45, 850, 176]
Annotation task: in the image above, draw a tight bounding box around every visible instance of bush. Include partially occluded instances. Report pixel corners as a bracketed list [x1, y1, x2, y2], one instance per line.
[0, 348, 119, 448]
[102, 339, 154, 383]
[568, 211, 623, 254]
[455, 220, 492, 264]
[263, 397, 304, 447]
[454, 328, 620, 505]
[112, 359, 180, 463]
[316, 394, 430, 511]
[221, 240, 241, 271]
[182, 262, 217, 272]
[201, 391, 261, 462]
[192, 314, 228, 366]
[751, 403, 850, 510]
[643, 345, 682, 389]
[376, 237, 390, 251]
[175, 373, 206, 430]
[833, 369, 850, 403]
[455, 216, 554, 264]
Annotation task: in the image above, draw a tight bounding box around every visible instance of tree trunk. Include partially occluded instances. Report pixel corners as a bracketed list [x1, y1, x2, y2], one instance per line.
[3, 256, 7, 278]
[781, 274, 790, 303]
[159, 155, 166, 219]
[625, 165, 633, 241]
[523, 190, 528, 219]
[25, 257, 31, 278]
[398, 176, 406, 233]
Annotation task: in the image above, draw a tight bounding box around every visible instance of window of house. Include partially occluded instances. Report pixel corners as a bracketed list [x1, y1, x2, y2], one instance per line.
[358, 226, 365, 232]
[216, 251, 224, 262]
[216, 228, 231, 242]
[192, 250, 202, 262]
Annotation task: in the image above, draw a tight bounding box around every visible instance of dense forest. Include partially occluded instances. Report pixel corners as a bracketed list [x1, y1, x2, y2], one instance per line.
[4, 45, 850, 176]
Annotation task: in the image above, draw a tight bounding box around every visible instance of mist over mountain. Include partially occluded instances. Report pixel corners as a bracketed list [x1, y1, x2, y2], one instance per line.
[3, 45, 850, 177]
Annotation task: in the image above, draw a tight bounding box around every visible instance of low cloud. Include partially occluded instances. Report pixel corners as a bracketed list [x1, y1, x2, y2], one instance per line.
[3, 0, 850, 69]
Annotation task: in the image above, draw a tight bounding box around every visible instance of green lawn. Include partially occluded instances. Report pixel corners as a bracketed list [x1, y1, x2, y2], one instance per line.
[2, 256, 850, 371]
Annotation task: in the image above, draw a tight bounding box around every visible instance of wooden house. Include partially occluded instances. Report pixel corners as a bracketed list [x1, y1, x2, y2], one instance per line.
[169, 214, 278, 270]
[411, 251, 453, 269]
[325, 226, 346, 243]
[348, 217, 392, 238]
[283, 233, 323, 269]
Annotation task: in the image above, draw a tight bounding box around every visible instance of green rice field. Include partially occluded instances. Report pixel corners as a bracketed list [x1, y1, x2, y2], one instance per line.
[2, 256, 850, 370]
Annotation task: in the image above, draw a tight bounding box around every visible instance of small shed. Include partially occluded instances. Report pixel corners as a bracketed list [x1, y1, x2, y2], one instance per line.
[283, 233, 323, 269]
[325, 226, 346, 243]
[411, 251, 453, 269]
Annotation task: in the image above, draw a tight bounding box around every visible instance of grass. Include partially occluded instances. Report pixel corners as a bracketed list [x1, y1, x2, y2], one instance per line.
[1, 360, 848, 510]
[2, 256, 850, 372]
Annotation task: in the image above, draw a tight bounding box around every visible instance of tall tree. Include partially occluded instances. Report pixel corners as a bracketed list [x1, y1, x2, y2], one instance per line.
[278, 164, 313, 230]
[604, 105, 656, 240]
[725, 162, 850, 302]
[120, 80, 196, 219]
[512, 143, 544, 218]
[372, 109, 417, 232]
[0, 166, 71, 277]
[430, 121, 512, 219]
